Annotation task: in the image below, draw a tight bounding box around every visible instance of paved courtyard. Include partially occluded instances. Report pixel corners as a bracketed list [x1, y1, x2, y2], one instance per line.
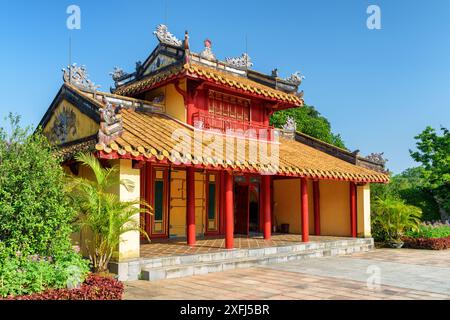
[124, 248, 450, 300]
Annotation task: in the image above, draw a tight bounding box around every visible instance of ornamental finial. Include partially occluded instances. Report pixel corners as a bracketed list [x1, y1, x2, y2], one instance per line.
[154, 24, 182, 47]
[98, 97, 123, 145]
[285, 71, 305, 86]
[225, 53, 253, 69]
[109, 67, 127, 82]
[184, 30, 190, 50]
[282, 116, 297, 132]
[200, 38, 216, 60]
[366, 152, 388, 165]
[62, 63, 100, 91]
[184, 31, 191, 64]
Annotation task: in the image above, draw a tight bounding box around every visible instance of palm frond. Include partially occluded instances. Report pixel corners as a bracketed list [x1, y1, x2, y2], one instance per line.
[68, 153, 153, 272]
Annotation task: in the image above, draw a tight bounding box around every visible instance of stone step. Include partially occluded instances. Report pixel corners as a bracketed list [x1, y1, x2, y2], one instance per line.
[140, 238, 373, 271]
[140, 241, 373, 281]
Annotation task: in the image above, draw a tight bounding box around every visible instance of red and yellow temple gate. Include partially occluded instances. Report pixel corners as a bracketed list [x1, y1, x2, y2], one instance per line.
[38, 24, 388, 264]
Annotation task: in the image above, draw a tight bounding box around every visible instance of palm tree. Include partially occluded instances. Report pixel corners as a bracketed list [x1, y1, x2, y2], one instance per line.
[67, 153, 151, 273]
[372, 197, 422, 245]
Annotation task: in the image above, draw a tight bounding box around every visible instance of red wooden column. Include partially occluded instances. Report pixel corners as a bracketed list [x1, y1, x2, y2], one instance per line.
[300, 178, 309, 242]
[259, 189, 264, 233]
[187, 101, 195, 126]
[186, 167, 196, 246]
[225, 172, 234, 249]
[313, 180, 321, 236]
[263, 175, 272, 240]
[350, 182, 357, 238]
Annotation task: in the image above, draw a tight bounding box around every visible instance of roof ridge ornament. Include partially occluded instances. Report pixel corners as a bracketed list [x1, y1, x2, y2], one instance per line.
[184, 31, 191, 64]
[366, 152, 388, 165]
[154, 24, 182, 47]
[199, 39, 216, 61]
[280, 116, 297, 140]
[285, 71, 305, 86]
[110, 66, 128, 82]
[98, 97, 123, 146]
[62, 63, 100, 91]
[282, 116, 297, 132]
[225, 53, 253, 69]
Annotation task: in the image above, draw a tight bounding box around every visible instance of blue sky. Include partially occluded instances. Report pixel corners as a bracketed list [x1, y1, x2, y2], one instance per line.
[0, 0, 449, 173]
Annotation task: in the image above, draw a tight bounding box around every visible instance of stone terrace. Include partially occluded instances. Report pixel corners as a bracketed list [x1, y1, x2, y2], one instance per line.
[140, 234, 353, 258]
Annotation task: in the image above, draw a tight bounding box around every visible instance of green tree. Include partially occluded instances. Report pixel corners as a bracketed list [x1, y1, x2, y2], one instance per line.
[410, 126, 450, 220]
[0, 114, 89, 297]
[371, 167, 440, 221]
[67, 153, 151, 273]
[0, 114, 76, 257]
[270, 105, 346, 149]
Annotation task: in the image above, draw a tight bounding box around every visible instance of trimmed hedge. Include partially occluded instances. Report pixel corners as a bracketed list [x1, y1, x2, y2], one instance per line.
[5, 274, 123, 300]
[402, 236, 450, 250]
[405, 224, 450, 239]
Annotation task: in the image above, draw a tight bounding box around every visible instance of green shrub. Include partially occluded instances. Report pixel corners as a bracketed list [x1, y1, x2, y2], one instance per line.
[371, 197, 422, 242]
[0, 114, 89, 297]
[0, 114, 75, 256]
[405, 224, 450, 239]
[0, 252, 88, 297]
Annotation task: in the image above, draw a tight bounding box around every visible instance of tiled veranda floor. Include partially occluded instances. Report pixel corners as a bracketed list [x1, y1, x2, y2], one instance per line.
[140, 234, 352, 258]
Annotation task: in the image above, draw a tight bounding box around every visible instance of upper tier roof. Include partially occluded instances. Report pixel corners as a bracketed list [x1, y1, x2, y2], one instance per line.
[113, 62, 304, 106]
[110, 24, 305, 106]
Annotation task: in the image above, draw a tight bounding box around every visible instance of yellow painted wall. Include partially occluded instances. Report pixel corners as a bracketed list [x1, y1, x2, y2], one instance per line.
[195, 172, 206, 235]
[64, 162, 97, 259]
[43, 99, 98, 143]
[273, 178, 315, 235]
[169, 169, 205, 237]
[115, 159, 141, 261]
[273, 179, 300, 234]
[169, 170, 186, 236]
[68, 160, 141, 261]
[320, 180, 351, 236]
[145, 81, 186, 122]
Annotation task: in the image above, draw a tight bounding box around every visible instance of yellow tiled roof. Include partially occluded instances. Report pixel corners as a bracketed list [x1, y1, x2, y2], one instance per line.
[94, 108, 389, 183]
[113, 63, 303, 106]
[55, 137, 97, 161]
[185, 64, 303, 106]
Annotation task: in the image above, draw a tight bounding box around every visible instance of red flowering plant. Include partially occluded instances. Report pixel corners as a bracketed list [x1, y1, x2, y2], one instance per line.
[6, 274, 124, 300]
[403, 222, 450, 250]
